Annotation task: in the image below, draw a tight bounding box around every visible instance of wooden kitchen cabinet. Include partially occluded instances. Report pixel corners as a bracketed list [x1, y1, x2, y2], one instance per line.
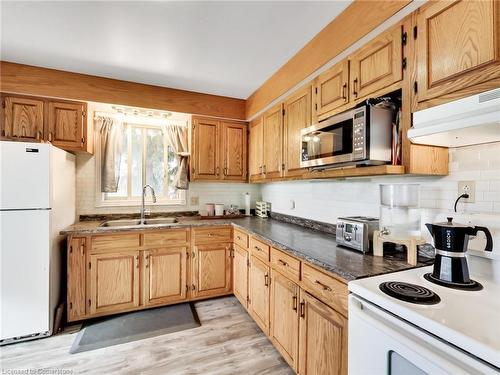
[298, 290, 348, 375]
[248, 255, 270, 334]
[67, 237, 87, 321]
[313, 60, 349, 120]
[220, 121, 247, 180]
[143, 247, 188, 306]
[1, 94, 44, 141]
[416, 0, 500, 103]
[191, 117, 220, 180]
[262, 103, 283, 179]
[270, 270, 300, 371]
[233, 244, 249, 309]
[191, 116, 248, 182]
[192, 243, 232, 298]
[249, 116, 264, 181]
[349, 24, 403, 100]
[47, 100, 87, 151]
[89, 250, 140, 315]
[283, 84, 312, 177]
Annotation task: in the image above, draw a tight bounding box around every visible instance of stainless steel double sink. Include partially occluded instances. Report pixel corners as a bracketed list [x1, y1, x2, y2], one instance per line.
[100, 217, 179, 228]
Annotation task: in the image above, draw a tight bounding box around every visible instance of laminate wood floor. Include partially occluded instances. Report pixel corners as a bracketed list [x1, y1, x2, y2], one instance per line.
[0, 296, 293, 375]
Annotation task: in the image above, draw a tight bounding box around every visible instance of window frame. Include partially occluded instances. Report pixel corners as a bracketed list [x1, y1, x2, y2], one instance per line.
[95, 122, 187, 208]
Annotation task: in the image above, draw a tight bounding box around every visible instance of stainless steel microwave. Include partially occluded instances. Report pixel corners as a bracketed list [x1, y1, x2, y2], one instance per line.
[300, 104, 393, 168]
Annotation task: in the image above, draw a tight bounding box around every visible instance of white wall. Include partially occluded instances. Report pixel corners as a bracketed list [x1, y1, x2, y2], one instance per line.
[76, 152, 260, 215]
[261, 142, 500, 252]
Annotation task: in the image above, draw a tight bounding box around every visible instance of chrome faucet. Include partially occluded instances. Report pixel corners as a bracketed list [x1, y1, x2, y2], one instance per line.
[141, 184, 156, 224]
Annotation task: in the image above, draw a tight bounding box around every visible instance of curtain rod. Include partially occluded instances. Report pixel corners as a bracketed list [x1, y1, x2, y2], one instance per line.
[94, 111, 188, 127]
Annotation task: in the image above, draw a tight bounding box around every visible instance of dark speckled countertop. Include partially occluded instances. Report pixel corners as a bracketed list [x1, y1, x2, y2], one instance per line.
[61, 216, 433, 281]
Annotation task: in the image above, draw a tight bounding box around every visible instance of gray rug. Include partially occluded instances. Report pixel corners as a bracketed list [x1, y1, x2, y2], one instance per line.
[70, 303, 200, 354]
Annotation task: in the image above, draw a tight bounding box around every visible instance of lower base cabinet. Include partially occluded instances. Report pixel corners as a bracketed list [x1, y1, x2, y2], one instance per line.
[298, 291, 348, 375]
[192, 243, 232, 298]
[233, 244, 249, 308]
[270, 270, 300, 371]
[143, 247, 188, 306]
[248, 255, 270, 334]
[89, 250, 140, 315]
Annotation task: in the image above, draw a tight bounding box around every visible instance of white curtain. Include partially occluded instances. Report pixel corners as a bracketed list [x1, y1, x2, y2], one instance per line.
[98, 116, 124, 193]
[163, 124, 190, 190]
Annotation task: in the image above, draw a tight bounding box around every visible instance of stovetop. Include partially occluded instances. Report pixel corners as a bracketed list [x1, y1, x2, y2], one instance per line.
[349, 254, 500, 369]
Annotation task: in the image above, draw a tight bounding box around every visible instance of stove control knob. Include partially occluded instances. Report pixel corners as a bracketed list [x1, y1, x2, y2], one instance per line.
[344, 234, 352, 242]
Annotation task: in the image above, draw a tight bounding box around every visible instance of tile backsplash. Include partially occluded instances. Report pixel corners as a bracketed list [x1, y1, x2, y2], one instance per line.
[261, 142, 500, 252]
[75, 153, 260, 216]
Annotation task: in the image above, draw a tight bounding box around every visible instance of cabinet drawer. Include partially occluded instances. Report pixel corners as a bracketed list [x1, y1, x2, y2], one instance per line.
[143, 229, 189, 247]
[301, 264, 348, 317]
[249, 237, 270, 262]
[193, 226, 232, 244]
[91, 233, 140, 252]
[234, 228, 249, 249]
[270, 248, 300, 282]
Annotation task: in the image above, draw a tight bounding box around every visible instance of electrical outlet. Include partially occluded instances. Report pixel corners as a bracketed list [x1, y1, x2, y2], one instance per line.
[190, 196, 199, 206]
[290, 200, 296, 210]
[458, 181, 475, 203]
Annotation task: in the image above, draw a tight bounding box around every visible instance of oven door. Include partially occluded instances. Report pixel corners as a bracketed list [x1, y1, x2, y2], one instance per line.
[348, 295, 497, 375]
[300, 109, 354, 168]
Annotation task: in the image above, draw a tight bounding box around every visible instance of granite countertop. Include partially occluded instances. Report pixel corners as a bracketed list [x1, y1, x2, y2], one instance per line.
[61, 216, 433, 281]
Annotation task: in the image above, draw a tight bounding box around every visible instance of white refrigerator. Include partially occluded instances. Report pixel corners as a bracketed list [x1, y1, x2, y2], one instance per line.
[0, 141, 75, 344]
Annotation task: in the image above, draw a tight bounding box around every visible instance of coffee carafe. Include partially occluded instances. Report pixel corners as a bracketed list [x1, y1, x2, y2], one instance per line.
[425, 217, 492, 288]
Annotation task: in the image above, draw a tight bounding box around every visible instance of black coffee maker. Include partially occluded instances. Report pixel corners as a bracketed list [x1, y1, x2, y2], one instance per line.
[425, 217, 493, 290]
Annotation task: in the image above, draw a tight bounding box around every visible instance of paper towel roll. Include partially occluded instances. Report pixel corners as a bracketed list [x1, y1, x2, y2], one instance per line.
[245, 192, 251, 216]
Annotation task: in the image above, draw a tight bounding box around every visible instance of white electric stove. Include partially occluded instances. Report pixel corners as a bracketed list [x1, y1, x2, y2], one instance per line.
[348, 253, 500, 374]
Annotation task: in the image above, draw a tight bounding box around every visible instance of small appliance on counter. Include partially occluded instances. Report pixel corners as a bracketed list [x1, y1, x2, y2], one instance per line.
[424, 217, 493, 290]
[336, 216, 379, 253]
[255, 201, 270, 218]
[373, 183, 425, 265]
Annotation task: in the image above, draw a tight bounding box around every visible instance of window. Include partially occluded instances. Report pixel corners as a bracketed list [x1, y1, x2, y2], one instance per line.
[97, 123, 185, 206]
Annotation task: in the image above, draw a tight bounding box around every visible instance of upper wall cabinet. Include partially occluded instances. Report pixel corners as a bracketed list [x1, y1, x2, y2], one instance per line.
[249, 116, 264, 180]
[48, 101, 86, 151]
[262, 103, 283, 179]
[416, 0, 500, 103]
[314, 61, 349, 120]
[1, 93, 92, 154]
[350, 24, 403, 100]
[283, 85, 312, 177]
[1, 95, 44, 141]
[191, 116, 247, 182]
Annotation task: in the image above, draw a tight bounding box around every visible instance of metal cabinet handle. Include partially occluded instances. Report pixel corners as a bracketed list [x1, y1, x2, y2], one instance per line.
[300, 301, 305, 318]
[264, 273, 269, 287]
[48, 132, 53, 142]
[342, 83, 347, 101]
[135, 255, 139, 269]
[254, 246, 262, 252]
[145, 254, 149, 268]
[262, 165, 267, 174]
[223, 167, 228, 176]
[278, 259, 288, 267]
[353, 78, 358, 98]
[292, 295, 298, 311]
[216, 166, 220, 176]
[237, 236, 242, 241]
[259, 166, 263, 174]
[315, 279, 332, 291]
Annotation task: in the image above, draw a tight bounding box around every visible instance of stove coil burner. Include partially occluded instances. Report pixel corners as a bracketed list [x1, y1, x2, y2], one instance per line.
[423, 273, 483, 291]
[379, 281, 441, 305]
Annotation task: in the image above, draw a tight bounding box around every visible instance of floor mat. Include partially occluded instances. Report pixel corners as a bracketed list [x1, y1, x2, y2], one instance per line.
[70, 303, 200, 354]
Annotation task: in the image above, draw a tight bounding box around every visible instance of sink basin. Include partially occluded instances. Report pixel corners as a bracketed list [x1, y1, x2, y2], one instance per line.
[100, 219, 142, 227]
[100, 217, 178, 228]
[143, 217, 178, 225]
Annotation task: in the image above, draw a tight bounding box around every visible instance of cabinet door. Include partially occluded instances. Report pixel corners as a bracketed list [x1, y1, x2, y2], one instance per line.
[416, 0, 500, 102]
[144, 247, 187, 306]
[248, 255, 270, 334]
[192, 117, 220, 180]
[89, 251, 140, 315]
[47, 101, 86, 150]
[314, 60, 349, 119]
[233, 244, 249, 309]
[192, 243, 231, 298]
[283, 85, 312, 177]
[270, 270, 299, 371]
[298, 291, 348, 375]
[2, 95, 44, 141]
[67, 237, 87, 321]
[221, 121, 247, 181]
[263, 103, 283, 179]
[249, 116, 264, 179]
[350, 24, 403, 100]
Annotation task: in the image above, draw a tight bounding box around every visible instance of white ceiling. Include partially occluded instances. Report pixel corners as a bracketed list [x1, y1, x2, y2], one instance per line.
[0, 1, 351, 99]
